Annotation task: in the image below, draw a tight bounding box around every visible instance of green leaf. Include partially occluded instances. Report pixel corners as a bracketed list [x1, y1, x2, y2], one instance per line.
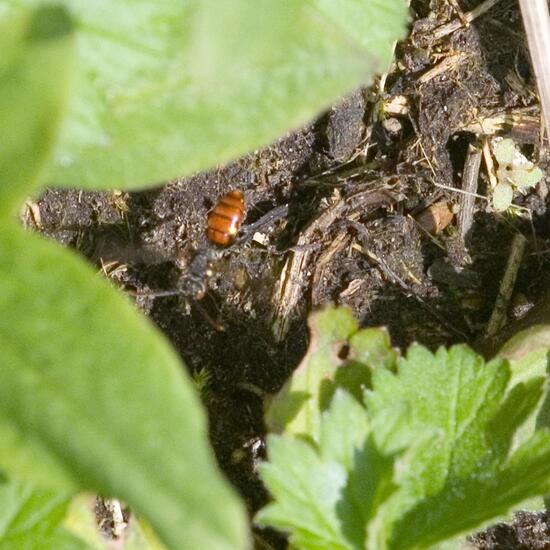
[497, 325, 550, 385]
[493, 138, 516, 165]
[257, 435, 351, 549]
[509, 166, 544, 189]
[0, 4, 75, 218]
[312, 0, 405, 61]
[0, 224, 249, 550]
[0, 5, 249, 547]
[319, 390, 369, 469]
[492, 182, 513, 211]
[258, 391, 395, 550]
[265, 309, 397, 439]
[496, 326, 550, 452]
[258, 308, 550, 550]
[3, 0, 408, 189]
[124, 516, 169, 550]
[62, 495, 105, 550]
[0, 478, 88, 550]
[367, 345, 550, 549]
[349, 328, 398, 372]
[493, 137, 544, 194]
[265, 308, 358, 439]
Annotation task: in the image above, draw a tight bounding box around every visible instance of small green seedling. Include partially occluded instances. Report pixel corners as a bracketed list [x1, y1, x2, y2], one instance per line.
[492, 138, 544, 211]
[192, 368, 212, 400]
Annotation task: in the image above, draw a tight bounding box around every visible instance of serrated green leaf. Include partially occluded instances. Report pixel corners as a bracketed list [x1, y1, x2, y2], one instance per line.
[319, 390, 369, 470]
[258, 392, 396, 550]
[259, 308, 550, 550]
[369, 345, 513, 477]
[0, 479, 88, 550]
[0, 4, 75, 218]
[0, 224, 248, 550]
[368, 345, 550, 549]
[257, 435, 351, 550]
[2, 0, 407, 189]
[330, 412, 397, 549]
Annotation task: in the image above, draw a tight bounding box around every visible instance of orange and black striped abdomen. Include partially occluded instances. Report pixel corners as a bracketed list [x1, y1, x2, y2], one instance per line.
[207, 190, 245, 246]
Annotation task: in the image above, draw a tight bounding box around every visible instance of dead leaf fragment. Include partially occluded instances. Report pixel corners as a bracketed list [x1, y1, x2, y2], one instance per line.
[415, 200, 454, 234]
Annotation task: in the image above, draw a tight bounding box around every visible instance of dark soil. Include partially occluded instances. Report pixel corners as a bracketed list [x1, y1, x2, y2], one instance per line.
[469, 511, 550, 549]
[27, 0, 550, 548]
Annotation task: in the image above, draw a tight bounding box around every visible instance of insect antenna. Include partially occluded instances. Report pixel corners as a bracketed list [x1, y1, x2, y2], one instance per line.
[126, 288, 183, 298]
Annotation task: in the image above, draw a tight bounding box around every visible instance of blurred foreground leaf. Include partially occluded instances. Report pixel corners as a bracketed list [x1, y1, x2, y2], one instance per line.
[0, 6, 248, 550]
[0, 4, 75, 217]
[0, 224, 249, 550]
[0, 479, 87, 550]
[3, 0, 408, 189]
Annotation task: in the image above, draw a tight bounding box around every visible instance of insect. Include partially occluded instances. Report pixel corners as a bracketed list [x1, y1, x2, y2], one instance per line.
[128, 191, 287, 329]
[206, 190, 245, 246]
[133, 190, 246, 302]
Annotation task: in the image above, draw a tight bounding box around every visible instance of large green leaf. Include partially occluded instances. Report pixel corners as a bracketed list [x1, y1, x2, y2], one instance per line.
[0, 4, 75, 218]
[0, 7, 248, 549]
[3, 0, 407, 189]
[0, 224, 249, 550]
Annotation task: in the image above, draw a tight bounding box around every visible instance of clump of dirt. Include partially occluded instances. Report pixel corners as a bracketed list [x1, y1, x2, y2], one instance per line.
[470, 510, 550, 549]
[28, 0, 550, 547]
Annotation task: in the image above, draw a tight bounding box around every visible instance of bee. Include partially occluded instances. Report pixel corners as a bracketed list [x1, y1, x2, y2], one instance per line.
[207, 190, 245, 247]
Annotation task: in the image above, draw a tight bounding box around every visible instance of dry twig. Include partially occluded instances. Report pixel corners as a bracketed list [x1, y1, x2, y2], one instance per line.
[272, 196, 348, 341]
[271, 189, 398, 341]
[519, 0, 550, 141]
[486, 233, 527, 337]
[458, 144, 482, 238]
[432, 0, 503, 41]
[460, 110, 540, 142]
[418, 53, 466, 85]
[311, 232, 350, 306]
